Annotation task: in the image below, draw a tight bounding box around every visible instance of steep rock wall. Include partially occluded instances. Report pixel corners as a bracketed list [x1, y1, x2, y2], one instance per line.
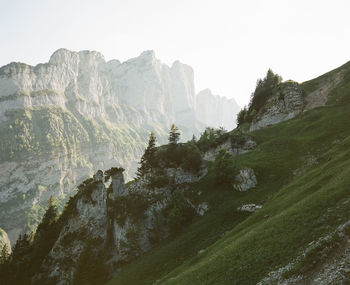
[0, 49, 239, 244]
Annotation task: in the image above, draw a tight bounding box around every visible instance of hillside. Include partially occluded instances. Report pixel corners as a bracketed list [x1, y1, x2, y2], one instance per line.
[105, 61, 350, 284]
[0, 49, 239, 244]
[1, 59, 350, 285]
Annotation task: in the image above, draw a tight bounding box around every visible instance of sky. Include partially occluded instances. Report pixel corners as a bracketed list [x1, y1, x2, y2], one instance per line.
[1, 0, 350, 107]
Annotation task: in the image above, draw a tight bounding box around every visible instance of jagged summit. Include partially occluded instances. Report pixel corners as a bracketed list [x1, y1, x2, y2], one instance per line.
[49, 48, 106, 65]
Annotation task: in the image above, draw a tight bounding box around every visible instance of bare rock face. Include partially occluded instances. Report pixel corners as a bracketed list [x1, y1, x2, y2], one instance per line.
[0, 49, 239, 244]
[0, 227, 11, 254]
[34, 166, 207, 284]
[233, 168, 257, 191]
[249, 82, 304, 131]
[40, 179, 107, 283]
[237, 204, 262, 212]
[203, 137, 256, 161]
[196, 89, 240, 130]
[166, 167, 208, 184]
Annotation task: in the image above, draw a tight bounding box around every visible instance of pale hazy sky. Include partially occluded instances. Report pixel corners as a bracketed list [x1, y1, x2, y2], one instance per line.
[1, 0, 350, 106]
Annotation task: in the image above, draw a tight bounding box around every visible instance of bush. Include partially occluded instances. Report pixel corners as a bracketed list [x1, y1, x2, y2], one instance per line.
[148, 173, 169, 189]
[156, 143, 203, 174]
[163, 190, 196, 233]
[112, 192, 149, 226]
[212, 150, 236, 185]
[197, 127, 229, 152]
[236, 69, 282, 126]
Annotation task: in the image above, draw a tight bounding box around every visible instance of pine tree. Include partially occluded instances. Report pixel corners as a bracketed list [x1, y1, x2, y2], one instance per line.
[136, 132, 157, 179]
[0, 244, 9, 264]
[190, 134, 196, 143]
[169, 124, 180, 146]
[35, 196, 57, 238]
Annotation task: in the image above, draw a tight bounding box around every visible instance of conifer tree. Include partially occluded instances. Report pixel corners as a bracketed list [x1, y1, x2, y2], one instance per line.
[169, 124, 180, 146]
[35, 196, 57, 238]
[0, 244, 9, 264]
[136, 132, 157, 179]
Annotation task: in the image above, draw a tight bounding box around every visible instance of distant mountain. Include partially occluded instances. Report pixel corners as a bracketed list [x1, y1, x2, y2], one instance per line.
[196, 88, 240, 130]
[0, 49, 239, 244]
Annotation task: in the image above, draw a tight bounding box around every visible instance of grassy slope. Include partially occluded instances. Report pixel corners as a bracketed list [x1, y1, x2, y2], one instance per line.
[107, 62, 350, 285]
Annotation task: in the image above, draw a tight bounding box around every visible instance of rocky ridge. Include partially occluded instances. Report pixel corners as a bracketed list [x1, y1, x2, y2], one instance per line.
[249, 82, 304, 131]
[33, 166, 208, 284]
[247, 67, 345, 132]
[0, 49, 239, 244]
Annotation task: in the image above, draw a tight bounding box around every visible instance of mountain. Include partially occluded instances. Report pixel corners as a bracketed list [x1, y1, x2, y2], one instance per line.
[196, 88, 240, 130]
[2, 59, 350, 284]
[0, 49, 239, 244]
[107, 61, 350, 284]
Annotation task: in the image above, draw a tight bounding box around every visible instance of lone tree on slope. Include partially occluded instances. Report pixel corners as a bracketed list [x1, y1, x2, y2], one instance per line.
[136, 132, 157, 179]
[168, 124, 180, 146]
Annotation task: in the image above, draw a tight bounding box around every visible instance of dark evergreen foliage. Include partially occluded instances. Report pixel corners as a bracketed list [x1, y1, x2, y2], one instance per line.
[136, 132, 157, 179]
[212, 150, 237, 185]
[168, 124, 180, 146]
[236, 69, 282, 126]
[105, 167, 125, 182]
[73, 238, 109, 285]
[0, 197, 60, 285]
[197, 127, 228, 152]
[163, 189, 196, 233]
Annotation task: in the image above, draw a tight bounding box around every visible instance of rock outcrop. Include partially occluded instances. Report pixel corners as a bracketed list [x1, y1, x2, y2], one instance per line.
[33, 166, 206, 284]
[233, 168, 257, 191]
[237, 204, 262, 212]
[203, 137, 256, 161]
[0, 49, 239, 244]
[249, 82, 304, 131]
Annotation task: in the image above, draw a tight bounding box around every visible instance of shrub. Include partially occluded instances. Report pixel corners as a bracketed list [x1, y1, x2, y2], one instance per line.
[112, 192, 149, 226]
[212, 150, 236, 185]
[155, 143, 203, 174]
[163, 190, 196, 233]
[148, 173, 169, 189]
[197, 127, 229, 152]
[236, 69, 283, 126]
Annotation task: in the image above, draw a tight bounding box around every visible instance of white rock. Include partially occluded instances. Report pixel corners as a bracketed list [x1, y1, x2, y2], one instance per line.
[234, 168, 257, 191]
[237, 204, 262, 212]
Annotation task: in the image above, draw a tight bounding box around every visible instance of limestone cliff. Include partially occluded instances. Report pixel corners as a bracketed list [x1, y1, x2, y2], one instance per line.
[0, 49, 239, 244]
[249, 81, 304, 131]
[196, 89, 240, 130]
[245, 67, 345, 131]
[0, 228, 11, 255]
[32, 167, 206, 284]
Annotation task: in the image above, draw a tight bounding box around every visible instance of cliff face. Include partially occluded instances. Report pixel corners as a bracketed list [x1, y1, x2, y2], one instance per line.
[196, 89, 240, 131]
[0, 228, 11, 255]
[249, 82, 304, 131]
[0, 49, 239, 244]
[246, 67, 346, 132]
[32, 167, 206, 284]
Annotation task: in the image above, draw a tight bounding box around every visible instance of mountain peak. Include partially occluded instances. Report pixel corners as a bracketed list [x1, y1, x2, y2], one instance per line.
[139, 50, 156, 59]
[49, 48, 105, 65]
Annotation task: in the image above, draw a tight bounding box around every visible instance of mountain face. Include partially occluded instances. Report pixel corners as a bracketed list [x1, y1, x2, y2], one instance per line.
[0, 49, 239, 244]
[30, 167, 207, 284]
[196, 89, 240, 130]
[104, 60, 350, 285]
[0, 129, 256, 284]
[0, 228, 11, 255]
[2, 59, 350, 285]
